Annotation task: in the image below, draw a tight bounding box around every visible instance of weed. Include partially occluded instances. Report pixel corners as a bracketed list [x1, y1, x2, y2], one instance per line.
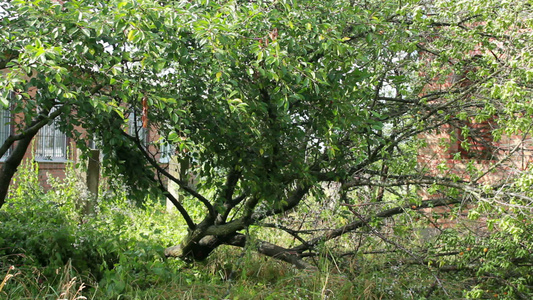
[0, 265, 15, 293]
[0, 158, 531, 299]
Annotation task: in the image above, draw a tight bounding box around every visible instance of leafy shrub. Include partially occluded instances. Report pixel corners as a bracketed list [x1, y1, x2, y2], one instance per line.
[0, 160, 186, 298]
[2, 160, 532, 299]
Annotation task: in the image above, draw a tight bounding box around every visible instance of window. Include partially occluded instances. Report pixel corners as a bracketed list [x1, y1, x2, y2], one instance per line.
[450, 119, 498, 160]
[35, 113, 67, 161]
[159, 140, 174, 163]
[128, 110, 147, 145]
[88, 138, 97, 149]
[0, 2, 11, 19]
[0, 106, 11, 160]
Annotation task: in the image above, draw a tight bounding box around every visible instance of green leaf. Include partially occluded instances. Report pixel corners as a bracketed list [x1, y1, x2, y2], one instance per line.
[127, 30, 136, 42]
[81, 28, 91, 37]
[0, 95, 9, 108]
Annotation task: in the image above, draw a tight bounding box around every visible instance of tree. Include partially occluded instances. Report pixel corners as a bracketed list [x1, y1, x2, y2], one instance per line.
[0, 0, 115, 205]
[1, 0, 532, 295]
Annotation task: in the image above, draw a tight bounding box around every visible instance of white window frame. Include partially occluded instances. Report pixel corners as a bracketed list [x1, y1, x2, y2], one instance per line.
[0, 105, 11, 161]
[35, 109, 68, 162]
[159, 139, 174, 163]
[128, 110, 147, 145]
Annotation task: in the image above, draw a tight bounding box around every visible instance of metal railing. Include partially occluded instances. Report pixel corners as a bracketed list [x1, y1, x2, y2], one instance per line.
[0, 108, 11, 160]
[35, 120, 67, 161]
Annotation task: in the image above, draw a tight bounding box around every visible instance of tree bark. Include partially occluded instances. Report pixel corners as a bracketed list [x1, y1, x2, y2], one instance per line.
[0, 133, 38, 207]
[0, 110, 63, 208]
[225, 234, 317, 270]
[165, 233, 317, 270]
[165, 197, 462, 269]
[83, 149, 100, 215]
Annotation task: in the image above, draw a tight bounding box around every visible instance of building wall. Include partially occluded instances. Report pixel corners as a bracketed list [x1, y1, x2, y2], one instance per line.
[0, 137, 79, 191]
[416, 121, 533, 230]
[38, 162, 71, 190]
[418, 126, 532, 186]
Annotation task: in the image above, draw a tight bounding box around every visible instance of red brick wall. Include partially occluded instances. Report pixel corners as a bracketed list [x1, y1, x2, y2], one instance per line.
[418, 127, 531, 185]
[37, 161, 71, 190]
[0, 137, 78, 192]
[417, 124, 531, 229]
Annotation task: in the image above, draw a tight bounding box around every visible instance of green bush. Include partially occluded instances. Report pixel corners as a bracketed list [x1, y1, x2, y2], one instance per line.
[0, 160, 186, 298]
[2, 160, 532, 299]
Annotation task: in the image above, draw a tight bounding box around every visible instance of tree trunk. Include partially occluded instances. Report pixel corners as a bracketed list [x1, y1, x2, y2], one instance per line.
[164, 216, 219, 260]
[225, 234, 317, 270]
[0, 109, 62, 208]
[165, 232, 316, 270]
[84, 149, 100, 215]
[0, 133, 38, 207]
[165, 235, 223, 261]
[164, 197, 461, 270]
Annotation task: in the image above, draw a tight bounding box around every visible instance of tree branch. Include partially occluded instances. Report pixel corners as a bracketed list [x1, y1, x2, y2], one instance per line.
[155, 172, 196, 230]
[225, 234, 317, 270]
[216, 168, 242, 224]
[251, 184, 311, 221]
[121, 131, 217, 219]
[290, 197, 462, 253]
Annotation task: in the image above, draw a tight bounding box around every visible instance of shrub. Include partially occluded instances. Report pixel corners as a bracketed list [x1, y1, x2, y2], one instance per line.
[0, 160, 185, 298]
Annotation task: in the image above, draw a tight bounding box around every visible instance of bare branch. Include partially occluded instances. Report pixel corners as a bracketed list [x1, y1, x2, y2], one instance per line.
[290, 197, 462, 253]
[121, 130, 217, 219]
[155, 172, 196, 230]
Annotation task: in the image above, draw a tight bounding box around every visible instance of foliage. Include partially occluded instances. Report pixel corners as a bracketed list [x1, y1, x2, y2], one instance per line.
[1, 0, 533, 298]
[0, 161, 185, 298]
[0, 161, 530, 298]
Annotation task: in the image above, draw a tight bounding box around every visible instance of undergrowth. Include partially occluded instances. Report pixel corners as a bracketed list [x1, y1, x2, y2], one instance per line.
[0, 160, 532, 299]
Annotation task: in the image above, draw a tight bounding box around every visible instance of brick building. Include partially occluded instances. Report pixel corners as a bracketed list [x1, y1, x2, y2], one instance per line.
[0, 100, 75, 190]
[0, 98, 171, 192]
[417, 122, 530, 186]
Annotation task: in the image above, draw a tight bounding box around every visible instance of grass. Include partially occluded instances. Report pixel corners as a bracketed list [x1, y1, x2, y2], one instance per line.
[1, 161, 531, 299]
[1, 243, 381, 300]
[0, 260, 95, 299]
[0, 220, 526, 300]
[117, 247, 358, 300]
[0, 207, 515, 300]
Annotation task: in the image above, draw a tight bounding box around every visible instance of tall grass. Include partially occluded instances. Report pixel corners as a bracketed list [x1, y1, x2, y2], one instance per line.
[0, 157, 371, 299]
[1, 160, 531, 299]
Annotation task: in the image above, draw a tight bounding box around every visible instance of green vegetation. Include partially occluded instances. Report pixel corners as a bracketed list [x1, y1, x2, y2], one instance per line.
[0, 161, 531, 299]
[1, 0, 532, 298]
